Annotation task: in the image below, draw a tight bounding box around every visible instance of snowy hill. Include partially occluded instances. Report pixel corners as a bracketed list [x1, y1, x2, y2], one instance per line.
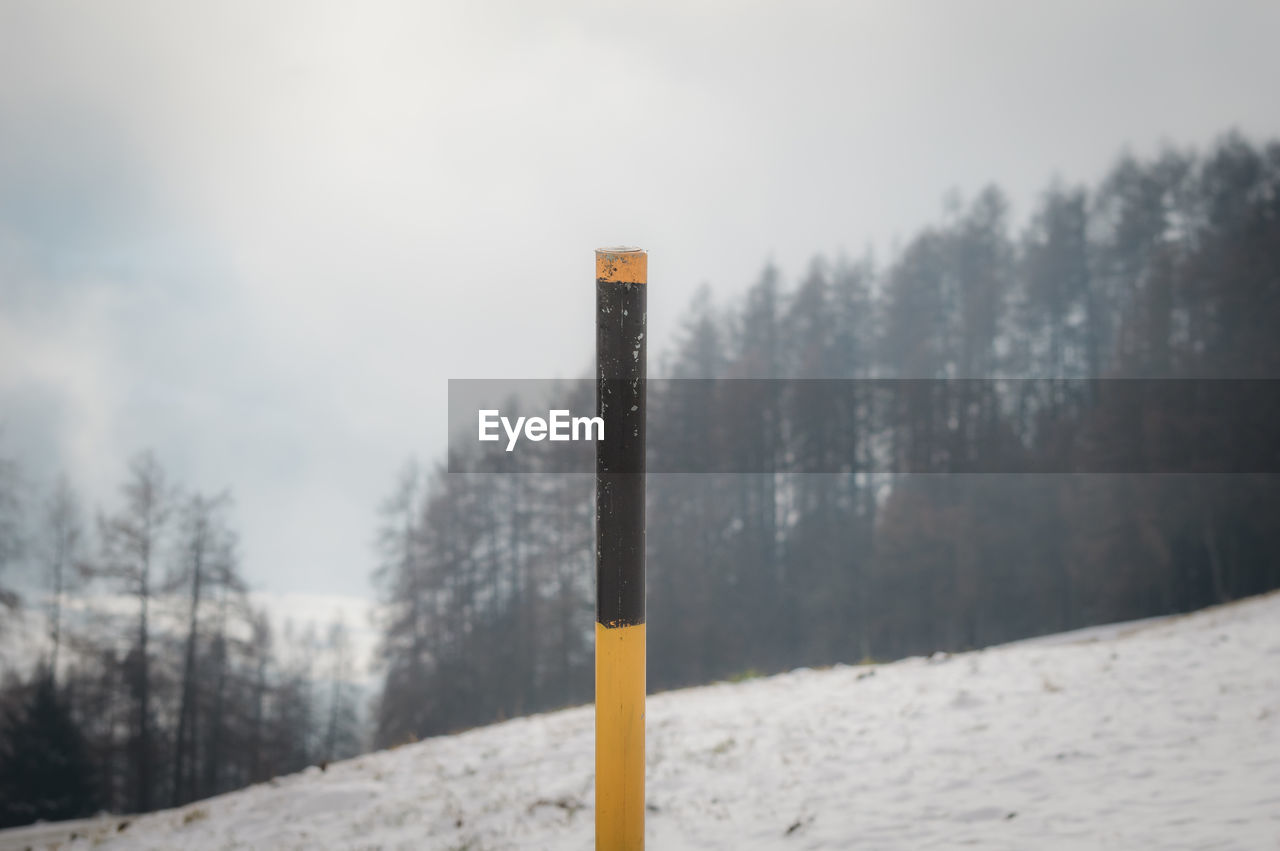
[6, 592, 1279, 850]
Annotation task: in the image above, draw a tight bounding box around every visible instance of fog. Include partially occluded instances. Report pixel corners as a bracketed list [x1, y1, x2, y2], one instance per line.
[3, 0, 1279, 598]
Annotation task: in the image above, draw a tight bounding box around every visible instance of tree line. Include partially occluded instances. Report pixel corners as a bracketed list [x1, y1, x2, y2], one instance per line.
[0, 453, 364, 827]
[373, 132, 1280, 747]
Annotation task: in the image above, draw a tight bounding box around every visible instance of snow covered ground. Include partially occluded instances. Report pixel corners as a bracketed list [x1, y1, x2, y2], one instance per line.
[8, 592, 1279, 850]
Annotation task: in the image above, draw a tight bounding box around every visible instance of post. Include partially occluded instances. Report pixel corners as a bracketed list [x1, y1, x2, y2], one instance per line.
[595, 247, 647, 850]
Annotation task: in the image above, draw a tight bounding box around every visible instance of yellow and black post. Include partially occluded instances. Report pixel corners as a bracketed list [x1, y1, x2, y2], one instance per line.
[595, 247, 647, 850]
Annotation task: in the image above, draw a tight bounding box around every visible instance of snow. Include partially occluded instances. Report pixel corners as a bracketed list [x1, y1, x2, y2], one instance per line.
[8, 592, 1280, 850]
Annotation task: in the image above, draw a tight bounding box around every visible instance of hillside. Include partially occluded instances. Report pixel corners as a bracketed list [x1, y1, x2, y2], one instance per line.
[5, 592, 1278, 850]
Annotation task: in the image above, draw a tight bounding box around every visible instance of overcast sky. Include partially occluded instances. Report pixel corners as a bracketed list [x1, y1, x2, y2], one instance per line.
[3, 0, 1279, 606]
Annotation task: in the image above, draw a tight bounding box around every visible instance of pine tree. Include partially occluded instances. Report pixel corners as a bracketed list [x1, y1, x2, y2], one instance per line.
[0, 671, 99, 828]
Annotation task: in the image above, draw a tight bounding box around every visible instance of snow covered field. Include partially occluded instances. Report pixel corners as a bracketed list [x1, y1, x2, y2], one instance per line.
[9, 592, 1279, 850]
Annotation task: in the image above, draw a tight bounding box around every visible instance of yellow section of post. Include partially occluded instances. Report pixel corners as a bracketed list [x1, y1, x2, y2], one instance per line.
[595, 621, 645, 850]
[596, 247, 648, 284]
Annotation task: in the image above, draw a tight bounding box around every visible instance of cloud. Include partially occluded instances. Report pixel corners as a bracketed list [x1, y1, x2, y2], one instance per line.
[3, 0, 1280, 602]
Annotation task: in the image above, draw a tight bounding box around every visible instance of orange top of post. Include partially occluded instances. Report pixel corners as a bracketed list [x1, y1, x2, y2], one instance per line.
[596, 247, 647, 284]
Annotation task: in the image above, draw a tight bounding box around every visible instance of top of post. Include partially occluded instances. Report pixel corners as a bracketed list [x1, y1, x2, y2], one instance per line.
[596, 247, 647, 284]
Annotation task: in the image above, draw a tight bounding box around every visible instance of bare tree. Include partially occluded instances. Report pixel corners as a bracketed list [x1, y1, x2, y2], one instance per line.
[245, 607, 274, 783]
[322, 614, 360, 763]
[94, 451, 173, 813]
[0, 446, 24, 614]
[169, 491, 238, 806]
[38, 477, 85, 679]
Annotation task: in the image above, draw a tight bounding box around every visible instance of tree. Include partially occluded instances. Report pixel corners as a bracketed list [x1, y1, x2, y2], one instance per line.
[322, 615, 361, 763]
[94, 451, 173, 813]
[368, 132, 1280, 739]
[0, 670, 99, 828]
[37, 477, 85, 679]
[245, 607, 274, 784]
[372, 460, 430, 746]
[169, 491, 241, 806]
[0, 446, 23, 614]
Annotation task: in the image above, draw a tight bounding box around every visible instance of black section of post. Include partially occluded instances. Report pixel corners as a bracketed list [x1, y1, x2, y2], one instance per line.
[596, 279, 646, 628]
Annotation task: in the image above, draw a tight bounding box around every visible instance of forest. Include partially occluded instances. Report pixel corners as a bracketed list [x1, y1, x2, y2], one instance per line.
[1, 131, 1278, 825]
[0, 457, 363, 826]
[373, 133, 1280, 746]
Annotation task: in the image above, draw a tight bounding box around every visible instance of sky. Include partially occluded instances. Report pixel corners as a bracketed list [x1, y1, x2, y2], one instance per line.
[3, 0, 1280, 612]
